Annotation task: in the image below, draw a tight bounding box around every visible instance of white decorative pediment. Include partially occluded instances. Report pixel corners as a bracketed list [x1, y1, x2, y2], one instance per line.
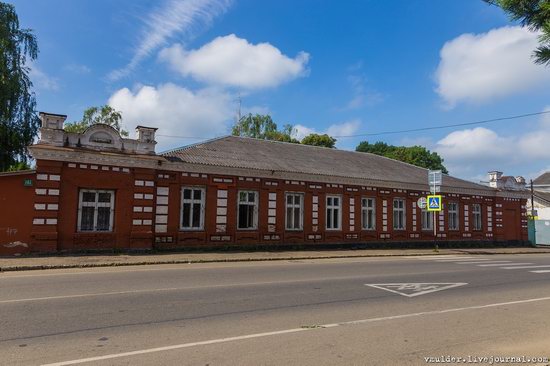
[82, 124, 124, 150]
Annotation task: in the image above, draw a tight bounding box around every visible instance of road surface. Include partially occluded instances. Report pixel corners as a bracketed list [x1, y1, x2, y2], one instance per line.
[1, 253, 550, 365]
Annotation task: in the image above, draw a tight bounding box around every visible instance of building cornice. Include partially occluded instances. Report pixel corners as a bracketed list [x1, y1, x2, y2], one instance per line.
[30, 145, 528, 199]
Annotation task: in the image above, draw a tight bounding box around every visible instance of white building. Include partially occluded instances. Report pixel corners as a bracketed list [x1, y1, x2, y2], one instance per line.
[529, 172, 550, 220]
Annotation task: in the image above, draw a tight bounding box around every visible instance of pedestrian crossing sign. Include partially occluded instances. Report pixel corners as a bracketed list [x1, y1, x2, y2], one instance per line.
[427, 195, 442, 212]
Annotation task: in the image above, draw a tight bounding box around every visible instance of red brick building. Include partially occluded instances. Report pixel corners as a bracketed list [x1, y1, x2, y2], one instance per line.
[0, 112, 529, 255]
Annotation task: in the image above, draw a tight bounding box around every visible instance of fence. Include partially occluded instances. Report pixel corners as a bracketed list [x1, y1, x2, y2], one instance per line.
[528, 219, 550, 246]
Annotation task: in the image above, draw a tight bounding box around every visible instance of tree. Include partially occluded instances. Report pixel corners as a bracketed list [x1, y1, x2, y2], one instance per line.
[231, 114, 277, 139]
[485, 0, 550, 66]
[64, 105, 128, 136]
[0, 2, 40, 172]
[231, 114, 298, 143]
[301, 133, 337, 148]
[356, 141, 449, 174]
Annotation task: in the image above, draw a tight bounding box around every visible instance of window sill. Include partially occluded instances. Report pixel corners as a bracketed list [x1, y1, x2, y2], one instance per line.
[76, 230, 114, 233]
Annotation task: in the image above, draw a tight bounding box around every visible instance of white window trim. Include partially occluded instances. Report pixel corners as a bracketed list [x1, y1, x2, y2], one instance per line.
[393, 198, 406, 231]
[448, 202, 459, 231]
[421, 209, 433, 231]
[285, 192, 304, 231]
[237, 190, 259, 230]
[77, 189, 115, 232]
[326, 195, 342, 231]
[472, 204, 482, 231]
[361, 197, 376, 231]
[180, 186, 206, 231]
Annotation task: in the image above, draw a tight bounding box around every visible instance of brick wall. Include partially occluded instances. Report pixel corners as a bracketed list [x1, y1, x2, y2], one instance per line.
[0, 160, 528, 254]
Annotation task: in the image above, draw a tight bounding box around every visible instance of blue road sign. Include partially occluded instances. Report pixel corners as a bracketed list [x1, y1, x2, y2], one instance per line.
[427, 195, 442, 212]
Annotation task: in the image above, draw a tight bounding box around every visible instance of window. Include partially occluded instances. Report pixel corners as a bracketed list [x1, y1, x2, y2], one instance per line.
[78, 189, 115, 232]
[326, 195, 341, 230]
[285, 193, 304, 230]
[181, 187, 205, 230]
[238, 191, 258, 230]
[421, 209, 433, 231]
[361, 198, 376, 230]
[448, 202, 459, 230]
[472, 204, 482, 230]
[393, 198, 406, 230]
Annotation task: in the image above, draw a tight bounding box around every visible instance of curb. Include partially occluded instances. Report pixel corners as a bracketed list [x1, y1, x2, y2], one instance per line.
[2, 250, 550, 272]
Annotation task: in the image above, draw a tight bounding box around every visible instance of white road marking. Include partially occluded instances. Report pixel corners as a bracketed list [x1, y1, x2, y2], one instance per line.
[365, 283, 467, 297]
[434, 259, 484, 263]
[417, 256, 472, 260]
[456, 261, 510, 264]
[41, 295, 550, 366]
[529, 270, 550, 273]
[428, 257, 475, 261]
[501, 265, 550, 270]
[447, 259, 493, 262]
[477, 262, 529, 267]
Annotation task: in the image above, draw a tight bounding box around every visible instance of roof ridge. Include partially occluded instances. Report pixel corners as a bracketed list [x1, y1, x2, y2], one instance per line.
[160, 135, 491, 191]
[225, 136, 486, 189]
[160, 135, 230, 155]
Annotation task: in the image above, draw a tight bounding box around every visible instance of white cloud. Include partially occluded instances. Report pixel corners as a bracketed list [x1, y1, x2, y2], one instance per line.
[326, 120, 361, 137]
[108, 83, 233, 150]
[29, 62, 59, 91]
[294, 119, 361, 148]
[436, 127, 511, 160]
[435, 26, 550, 108]
[434, 107, 550, 178]
[108, 0, 232, 81]
[159, 34, 310, 89]
[293, 124, 316, 140]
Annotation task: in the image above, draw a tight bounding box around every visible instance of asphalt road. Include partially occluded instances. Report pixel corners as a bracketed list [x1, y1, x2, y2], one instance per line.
[1, 254, 550, 366]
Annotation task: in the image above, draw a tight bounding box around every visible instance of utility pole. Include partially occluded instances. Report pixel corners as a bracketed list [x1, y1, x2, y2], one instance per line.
[530, 179, 535, 216]
[529, 179, 537, 246]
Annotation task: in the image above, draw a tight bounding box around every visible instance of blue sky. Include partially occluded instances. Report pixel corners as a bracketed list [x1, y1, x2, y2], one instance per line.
[9, 0, 550, 182]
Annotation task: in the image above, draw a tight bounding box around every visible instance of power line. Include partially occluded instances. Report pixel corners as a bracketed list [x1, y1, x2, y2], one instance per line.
[332, 110, 550, 138]
[156, 110, 550, 140]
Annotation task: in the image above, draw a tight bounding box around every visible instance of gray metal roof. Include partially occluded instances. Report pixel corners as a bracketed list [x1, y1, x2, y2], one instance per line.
[162, 136, 494, 192]
[534, 172, 550, 186]
[535, 191, 550, 205]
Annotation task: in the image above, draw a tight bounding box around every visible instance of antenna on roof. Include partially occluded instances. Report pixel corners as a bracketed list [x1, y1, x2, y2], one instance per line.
[235, 93, 242, 123]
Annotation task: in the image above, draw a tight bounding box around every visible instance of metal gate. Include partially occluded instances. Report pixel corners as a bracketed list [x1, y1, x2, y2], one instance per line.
[529, 219, 550, 246]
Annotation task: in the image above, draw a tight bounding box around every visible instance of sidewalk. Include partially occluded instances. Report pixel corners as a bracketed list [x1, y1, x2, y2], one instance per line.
[1, 247, 550, 272]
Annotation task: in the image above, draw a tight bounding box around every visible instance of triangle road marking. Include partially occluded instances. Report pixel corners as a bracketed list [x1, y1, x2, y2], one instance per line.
[365, 283, 468, 297]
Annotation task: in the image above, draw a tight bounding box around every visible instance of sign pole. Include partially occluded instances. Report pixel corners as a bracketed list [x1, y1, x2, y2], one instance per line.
[428, 170, 442, 252]
[433, 183, 437, 250]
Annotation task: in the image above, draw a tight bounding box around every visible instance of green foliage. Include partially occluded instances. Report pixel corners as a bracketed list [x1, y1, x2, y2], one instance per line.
[6, 160, 31, 171]
[356, 141, 449, 174]
[64, 105, 128, 136]
[301, 133, 337, 148]
[0, 2, 40, 172]
[486, 0, 550, 66]
[232, 114, 299, 143]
